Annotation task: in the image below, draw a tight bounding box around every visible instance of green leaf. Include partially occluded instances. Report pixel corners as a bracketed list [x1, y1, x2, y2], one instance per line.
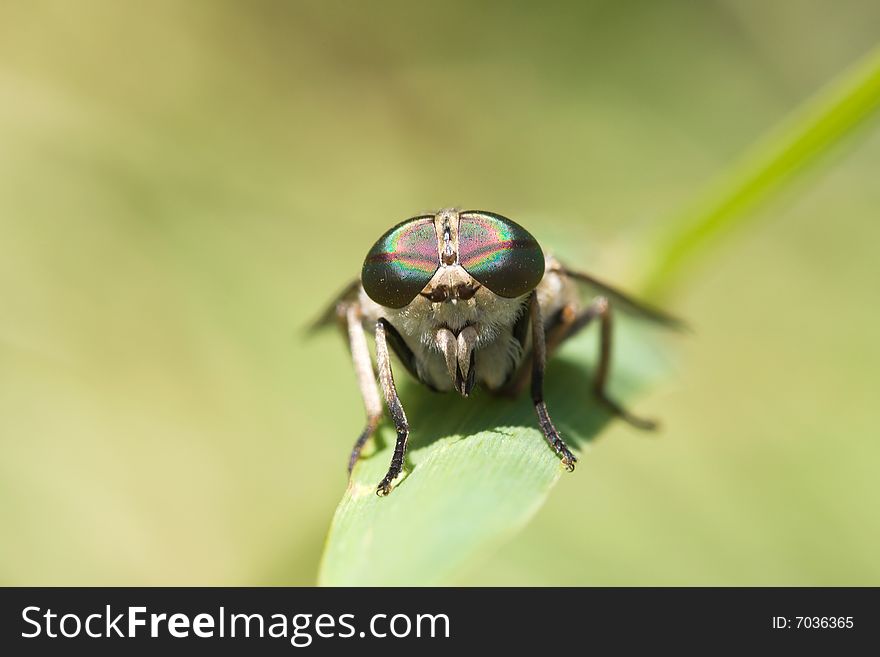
[639, 44, 880, 299]
[318, 320, 671, 586]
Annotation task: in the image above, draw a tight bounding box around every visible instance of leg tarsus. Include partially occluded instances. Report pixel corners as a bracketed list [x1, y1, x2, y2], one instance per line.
[376, 424, 407, 496]
[375, 318, 410, 496]
[536, 401, 577, 470]
[529, 292, 578, 471]
[348, 416, 380, 474]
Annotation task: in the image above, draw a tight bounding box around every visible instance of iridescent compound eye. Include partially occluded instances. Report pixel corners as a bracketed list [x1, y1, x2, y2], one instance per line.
[458, 211, 545, 298]
[361, 216, 440, 308]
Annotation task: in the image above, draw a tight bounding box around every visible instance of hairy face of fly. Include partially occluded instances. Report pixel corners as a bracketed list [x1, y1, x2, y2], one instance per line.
[400, 263, 526, 342]
[359, 263, 528, 395]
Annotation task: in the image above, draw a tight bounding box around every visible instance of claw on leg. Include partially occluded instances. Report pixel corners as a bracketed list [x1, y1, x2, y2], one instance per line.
[559, 445, 578, 471]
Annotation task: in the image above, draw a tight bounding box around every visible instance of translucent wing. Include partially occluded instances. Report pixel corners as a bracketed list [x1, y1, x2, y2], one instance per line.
[558, 265, 687, 331]
[307, 279, 361, 334]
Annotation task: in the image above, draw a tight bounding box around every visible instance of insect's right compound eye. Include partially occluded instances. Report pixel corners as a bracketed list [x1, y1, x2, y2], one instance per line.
[361, 216, 440, 309]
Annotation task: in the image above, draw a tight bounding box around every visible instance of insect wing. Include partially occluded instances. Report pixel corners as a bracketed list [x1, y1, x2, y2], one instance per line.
[563, 268, 687, 330]
[307, 279, 361, 333]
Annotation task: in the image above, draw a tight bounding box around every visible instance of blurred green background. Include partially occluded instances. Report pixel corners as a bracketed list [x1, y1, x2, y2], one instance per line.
[1, 0, 878, 585]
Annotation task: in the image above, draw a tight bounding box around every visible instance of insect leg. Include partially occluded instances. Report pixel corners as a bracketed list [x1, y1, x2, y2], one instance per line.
[497, 301, 576, 399]
[566, 296, 658, 430]
[375, 318, 410, 496]
[345, 303, 383, 473]
[545, 303, 579, 356]
[529, 292, 577, 471]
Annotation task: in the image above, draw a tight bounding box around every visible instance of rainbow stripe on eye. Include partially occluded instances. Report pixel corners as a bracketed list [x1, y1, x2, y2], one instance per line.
[458, 211, 545, 298]
[365, 219, 438, 273]
[362, 217, 440, 308]
[459, 215, 520, 270]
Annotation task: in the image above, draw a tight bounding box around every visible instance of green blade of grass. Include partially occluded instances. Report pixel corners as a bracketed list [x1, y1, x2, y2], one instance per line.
[640, 44, 880, 299]
[318, 45, 880, 586]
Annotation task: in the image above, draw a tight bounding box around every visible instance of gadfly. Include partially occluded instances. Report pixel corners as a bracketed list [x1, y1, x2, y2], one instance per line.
[314, 209, 681, 495]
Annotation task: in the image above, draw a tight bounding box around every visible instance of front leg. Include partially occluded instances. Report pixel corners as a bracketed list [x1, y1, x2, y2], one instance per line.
[529, 292, 577, 471]
[375, 318, 411, 496]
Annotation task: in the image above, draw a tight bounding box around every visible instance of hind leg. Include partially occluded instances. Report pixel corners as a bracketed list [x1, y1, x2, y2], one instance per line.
[561, 296, 657, 430]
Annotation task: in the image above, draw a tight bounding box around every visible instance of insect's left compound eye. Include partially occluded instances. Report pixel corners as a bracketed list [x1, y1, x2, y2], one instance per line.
[458, 211, 545, 298]
[361, 216, 440, 308]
